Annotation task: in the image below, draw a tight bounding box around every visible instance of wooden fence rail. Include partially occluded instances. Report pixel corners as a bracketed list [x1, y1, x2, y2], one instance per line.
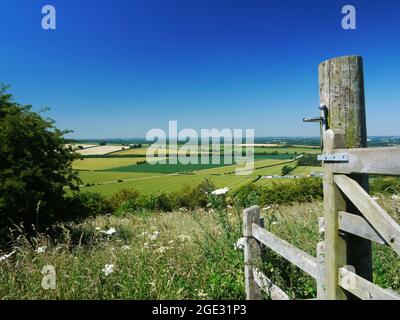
[239, 55, 400, 300]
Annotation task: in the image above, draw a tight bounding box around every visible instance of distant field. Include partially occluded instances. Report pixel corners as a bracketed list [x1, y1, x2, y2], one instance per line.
[96, 155, 294, 174]
[291, 166, 322, 176]
[73, 158, 148, 171]
[66, 143, 97, 150]
[78, 171, 161, 184]
[113, 145, 321, 156]
[79, 173, 255, 195]
[77, 146, 128, 156]
[253, 146, 320, 154]
[252, 162, 296, 176]
[112, 147, 150, 156]
[73, 143, 321, 196]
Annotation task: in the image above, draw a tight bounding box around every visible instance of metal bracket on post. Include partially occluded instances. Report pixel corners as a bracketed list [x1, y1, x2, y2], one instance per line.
[303, 105, 329, 149]
[317, 153, 349, 162]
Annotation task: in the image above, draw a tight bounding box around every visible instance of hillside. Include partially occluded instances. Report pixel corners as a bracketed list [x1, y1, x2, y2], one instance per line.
[1, 195, 399, 299]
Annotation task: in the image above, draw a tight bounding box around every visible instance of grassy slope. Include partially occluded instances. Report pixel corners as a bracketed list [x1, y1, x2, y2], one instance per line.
[291, 166, 322, 176]
[73, 158, 149, 171]
[80, 174, 255, 195]
[2, 196, 398, 299]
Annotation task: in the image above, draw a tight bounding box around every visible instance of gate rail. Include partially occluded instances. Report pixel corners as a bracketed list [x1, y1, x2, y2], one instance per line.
[240, 144, 400, 300]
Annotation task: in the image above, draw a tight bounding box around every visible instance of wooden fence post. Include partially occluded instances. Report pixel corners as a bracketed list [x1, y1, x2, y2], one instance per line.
[316, 241, 327, 299]
[243, 206, 262, 300]
[319, 56, 373, 299]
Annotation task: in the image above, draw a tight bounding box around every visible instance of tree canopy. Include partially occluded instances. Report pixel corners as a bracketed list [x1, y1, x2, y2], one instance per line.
[0, 85, 80, 238]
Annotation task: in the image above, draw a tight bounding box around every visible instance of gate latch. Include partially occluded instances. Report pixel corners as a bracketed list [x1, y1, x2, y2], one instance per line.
[317, 153, 349, 162]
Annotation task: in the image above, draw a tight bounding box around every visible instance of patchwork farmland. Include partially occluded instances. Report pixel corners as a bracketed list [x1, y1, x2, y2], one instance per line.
[71, 144, 322, 196]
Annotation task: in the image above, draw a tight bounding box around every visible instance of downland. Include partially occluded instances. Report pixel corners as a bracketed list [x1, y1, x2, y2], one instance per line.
[1, 173, 400, 300]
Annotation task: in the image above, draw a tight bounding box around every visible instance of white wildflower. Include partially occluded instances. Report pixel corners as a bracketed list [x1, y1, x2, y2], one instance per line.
[211, 187, 229, 195]
[392, 194, 400, 201]
[168, 240, 174, 245]
[148, 231, 160, 241]
[141, 231, 148, 237]
[0, 250, 16, 262]
[271, 221, 278, 226]
[177, 235, 190, 242]
[234, 238, 246, 251]
[103, 227, 117, 235]
[122, 245, 131, 250]
[102, 264, 114, 276]
[197, 290, 208, 299]
[155, 246, 169, 254]
[35, 246, 47, 254]
[95, 227, 102, 231]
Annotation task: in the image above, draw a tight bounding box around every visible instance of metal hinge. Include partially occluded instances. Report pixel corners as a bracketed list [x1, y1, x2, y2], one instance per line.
[317, 153, 349, 162]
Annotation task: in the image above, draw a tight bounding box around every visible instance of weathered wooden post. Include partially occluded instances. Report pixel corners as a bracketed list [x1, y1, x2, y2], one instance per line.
[316, 241, 327, 299]
[319, 56, 372, 299]
[243, 205, 262, 300]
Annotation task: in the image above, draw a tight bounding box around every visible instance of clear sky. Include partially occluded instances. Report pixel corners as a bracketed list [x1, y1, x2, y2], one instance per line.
[1, 0, 400, 138]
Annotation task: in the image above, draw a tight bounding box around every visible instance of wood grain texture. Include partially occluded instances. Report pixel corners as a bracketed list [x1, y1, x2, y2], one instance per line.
[316, 242, 327, 300]
[319, 55, 372, 295]
[329, 147, 400, 176]
[252, 224, 317, 278]
[339, 211, 386, 245]
[339, 267, 400, 300]
[253, 268, 290, 300]
[321, 130, 348, 299]
[243, 206, 262, 300]
[334, 175, 400, 256]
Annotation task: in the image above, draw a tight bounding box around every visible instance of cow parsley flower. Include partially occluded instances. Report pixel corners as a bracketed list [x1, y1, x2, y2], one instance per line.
[0, 250, 16, 262]
[211, 187, 229, 195]
[35, 246, 47, 254]
[102, 264, 114, 276]
[103, 228, 117, 235]
[148, 231, 160, 241]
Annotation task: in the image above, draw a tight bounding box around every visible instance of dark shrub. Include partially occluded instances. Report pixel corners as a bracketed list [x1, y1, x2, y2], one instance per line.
[61, 192, 112, 222]
[171, 180, 215, 210]
[233, 184, 261, 208]
[109, 189, 141, 211]
[0, 86, 80, 239]
[139, 193, 173, 212]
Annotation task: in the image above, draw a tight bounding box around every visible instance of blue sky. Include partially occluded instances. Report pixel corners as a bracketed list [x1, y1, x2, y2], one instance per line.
[1, 0, 400, 138]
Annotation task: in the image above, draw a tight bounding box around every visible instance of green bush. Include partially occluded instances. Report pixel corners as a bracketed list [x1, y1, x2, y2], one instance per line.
[0, 86, 80, 240]
[370, 177, 400, 194]
[233, 178, 323, 208]
[109, 189, 141, 211]
[138, 193, 173, 212]
[61, 192, 112, 222]
[170, 180, 215, 210]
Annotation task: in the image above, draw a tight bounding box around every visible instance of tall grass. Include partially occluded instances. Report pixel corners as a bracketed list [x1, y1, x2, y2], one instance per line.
[1, 195, 399, 300]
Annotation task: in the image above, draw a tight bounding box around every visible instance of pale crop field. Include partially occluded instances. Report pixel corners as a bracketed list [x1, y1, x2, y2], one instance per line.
[77, 146, 128, 156]
[73, 158, 149, 171]
[66, 144, 97, 150]
[195, 159, 292, 175]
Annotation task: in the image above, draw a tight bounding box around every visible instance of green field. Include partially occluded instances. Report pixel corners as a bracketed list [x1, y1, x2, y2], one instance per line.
[79, 173, 255, 195]
[290, 166, 322, 176]
[73, 158, 152, 171]
[73, 145, 320, 196]
[252, 146, 320, 154]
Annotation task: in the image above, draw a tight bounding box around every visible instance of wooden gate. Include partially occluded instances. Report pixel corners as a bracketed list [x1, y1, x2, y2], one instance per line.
[240, 56, 400, 300]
